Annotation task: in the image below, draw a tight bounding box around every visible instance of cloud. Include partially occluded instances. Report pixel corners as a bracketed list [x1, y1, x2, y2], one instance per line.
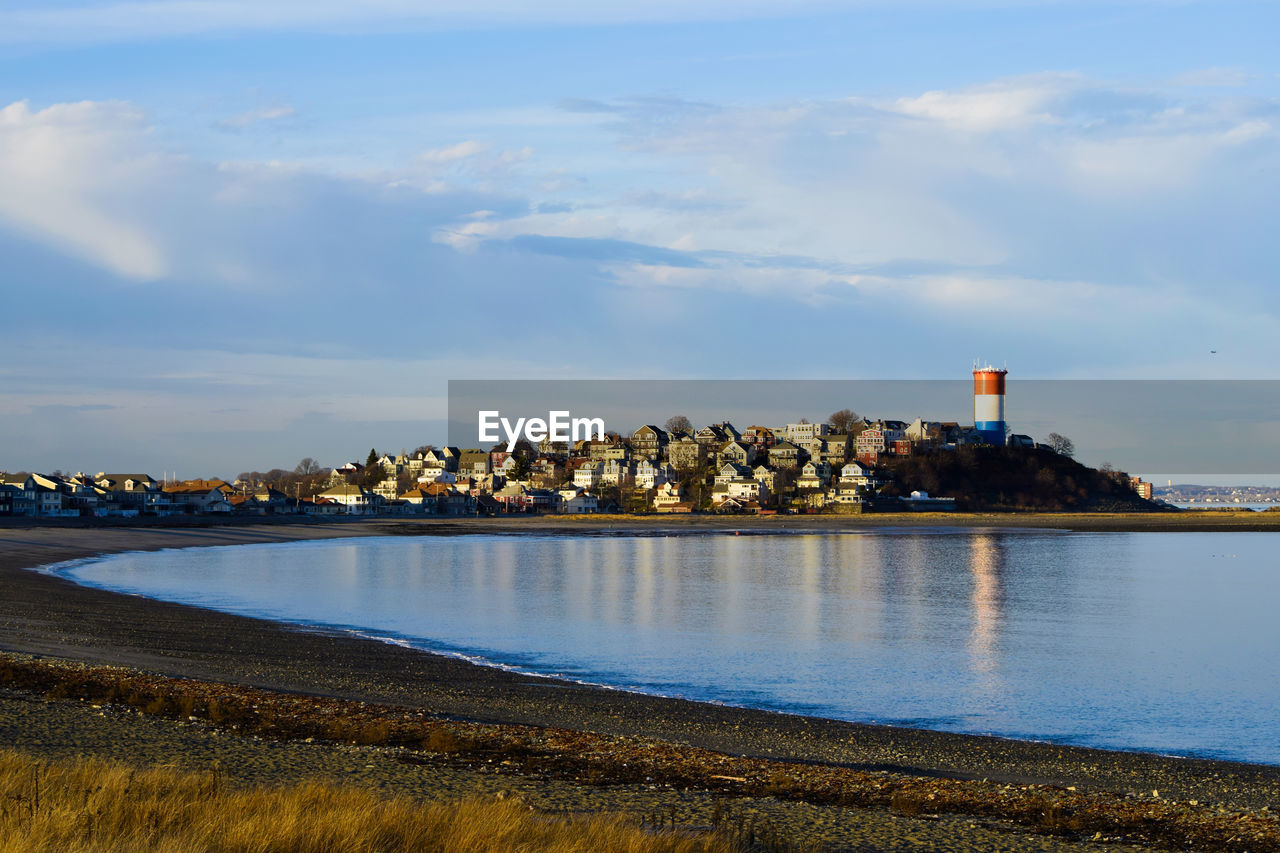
[418, 140, 488, 164]
[891, 80, 1063, 131]
[4, 74, 1280, 475]
[0, 99, 169, 279]
[216, 104, 296, 130]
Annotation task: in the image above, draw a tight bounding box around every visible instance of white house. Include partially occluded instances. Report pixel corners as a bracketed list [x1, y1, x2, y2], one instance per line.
[600, 458, 633, 486]
[563, 492, 599, 514]
[317, 484, 376, 514]
[573, 463, 602, 489]
[634, 459, 672, 489]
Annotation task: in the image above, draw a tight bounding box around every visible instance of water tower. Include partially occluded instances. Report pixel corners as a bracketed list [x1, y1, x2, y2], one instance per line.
[973, 365, 1008, 445]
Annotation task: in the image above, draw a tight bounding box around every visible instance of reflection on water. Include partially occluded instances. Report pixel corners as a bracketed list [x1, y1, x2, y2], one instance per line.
[968, 533, 1004, 682]
[64, 530, 1280, 765]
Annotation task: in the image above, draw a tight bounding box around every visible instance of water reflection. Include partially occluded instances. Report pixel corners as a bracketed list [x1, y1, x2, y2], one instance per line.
[967, 533, 1006, 698]
[65, 531, 1280, 765]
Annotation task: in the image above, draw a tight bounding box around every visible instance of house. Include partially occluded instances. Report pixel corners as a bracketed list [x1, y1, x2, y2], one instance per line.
[587, 438, 628, 462]
[300, 496, 342, 515]
[398, 486, 438, 509]
[373, 476, 400, 501]
[253, 487, 293, 512]
[326, 464, 361, 486]
[573, 462, 602, 489]
[820, 434, 851, 463]
[317, 483, 376, 514]
[600, 458, 633, 486]
[652, 481, 687, 512]
[557, 483, 586, 503]
[717, 440, 756, 467]
[839, 461, 877, 490]
[164, 482, 233, 513]
[94, 473, 168, 513]
[562, 492, 599, 514]
[630, 425, 669, 460]
[796, 460, 831, 490]
[740, 425, 776, 448]
[783, 422, 828, 444]
[422, 447, 458, 472]
[724, 478, 767, 502]
[634, 459, 672, 489]
[1, 475, 70, 516]
[666, 436, 706, 470]
[457, 449, 491, 477]
[403, 482, 476, 516]
[768, 441, 803, 468]
[52, 474, 102, 514]
[714, 462, 752, 485]
[752, 465, 775, 492]
[436, 490, 476, 516]
[905, 418, 943, 445]
[0, 483, 19, 516]
[471, 473, 503, 494]
[831, 486, 864, 507]
[227, 494, 265, 515]
[855, 423, 906, 463]
[710, 494, 757, 513]
[493, 481, 529, 510]
[696, 422, 740, 448]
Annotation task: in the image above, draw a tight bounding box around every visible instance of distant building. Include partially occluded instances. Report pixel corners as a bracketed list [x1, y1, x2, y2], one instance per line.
[1129, 477, 1154, 500]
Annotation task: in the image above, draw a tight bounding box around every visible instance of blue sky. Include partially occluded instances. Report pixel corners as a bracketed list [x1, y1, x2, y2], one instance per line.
[2, 1, 1278, 476]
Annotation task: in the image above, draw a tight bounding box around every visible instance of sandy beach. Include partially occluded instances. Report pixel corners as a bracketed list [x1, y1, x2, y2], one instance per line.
[3, 517, 1279, 851]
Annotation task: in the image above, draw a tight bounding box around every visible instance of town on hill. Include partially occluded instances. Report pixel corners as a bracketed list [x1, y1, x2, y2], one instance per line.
[1, 412, 1158, 518]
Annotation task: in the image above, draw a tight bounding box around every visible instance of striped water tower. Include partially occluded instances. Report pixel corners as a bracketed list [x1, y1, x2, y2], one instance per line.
[973, 365, 1008, 445]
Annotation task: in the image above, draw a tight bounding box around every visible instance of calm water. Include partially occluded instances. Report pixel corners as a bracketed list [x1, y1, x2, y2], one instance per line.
[56, 531, 1280, 764]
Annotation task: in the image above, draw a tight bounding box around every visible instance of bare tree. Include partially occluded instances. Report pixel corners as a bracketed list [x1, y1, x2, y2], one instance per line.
[294, 457, 322, 476]
[828, 408, 858, 433]
[1046, 433, 1075, 457]
[664, 415, 693, 435]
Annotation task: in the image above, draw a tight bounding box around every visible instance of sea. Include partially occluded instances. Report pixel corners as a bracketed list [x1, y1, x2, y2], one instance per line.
[52, 530, 1280, 765]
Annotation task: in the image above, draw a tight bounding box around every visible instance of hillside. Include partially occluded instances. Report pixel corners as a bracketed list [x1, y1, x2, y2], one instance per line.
[880, 446, 1164, 512]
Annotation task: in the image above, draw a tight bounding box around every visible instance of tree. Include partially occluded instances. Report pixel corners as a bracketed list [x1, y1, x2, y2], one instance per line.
[294, 457, 322, 476]
[1046, 433, 1075, 457]
[664, 415, 693, 435]
[828, 408, 858, 433]
[511, 454, 533, 481]
[365, 448, 378, 468]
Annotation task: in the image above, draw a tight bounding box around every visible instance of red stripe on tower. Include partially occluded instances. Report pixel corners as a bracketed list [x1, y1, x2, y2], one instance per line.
[973, 370, 1006, 396]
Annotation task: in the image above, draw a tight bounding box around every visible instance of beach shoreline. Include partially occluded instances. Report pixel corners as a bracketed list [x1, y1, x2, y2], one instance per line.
[3, 520, 1280, 850]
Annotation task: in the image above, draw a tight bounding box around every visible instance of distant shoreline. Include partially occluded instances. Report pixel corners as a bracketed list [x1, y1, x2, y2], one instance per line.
[5, 509, 1280, 535]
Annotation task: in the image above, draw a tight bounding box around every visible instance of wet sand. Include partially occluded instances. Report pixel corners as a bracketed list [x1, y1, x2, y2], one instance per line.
[2, 519, 1279, 850]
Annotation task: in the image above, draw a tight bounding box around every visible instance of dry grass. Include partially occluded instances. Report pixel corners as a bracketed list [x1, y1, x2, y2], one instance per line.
[0, 749, 738, 853]
[5, 654, 1280, 851]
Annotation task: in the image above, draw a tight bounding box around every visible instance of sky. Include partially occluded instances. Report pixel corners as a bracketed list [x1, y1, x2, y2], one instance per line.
[1, 0, 1278, 477]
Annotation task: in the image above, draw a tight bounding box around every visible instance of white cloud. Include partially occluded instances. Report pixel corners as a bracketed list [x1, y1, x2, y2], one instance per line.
[418, 140, 488, 164]
[892, 81, 1063, 131]
[216, 104, 296, 130]
[0, 100, 168, 280]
